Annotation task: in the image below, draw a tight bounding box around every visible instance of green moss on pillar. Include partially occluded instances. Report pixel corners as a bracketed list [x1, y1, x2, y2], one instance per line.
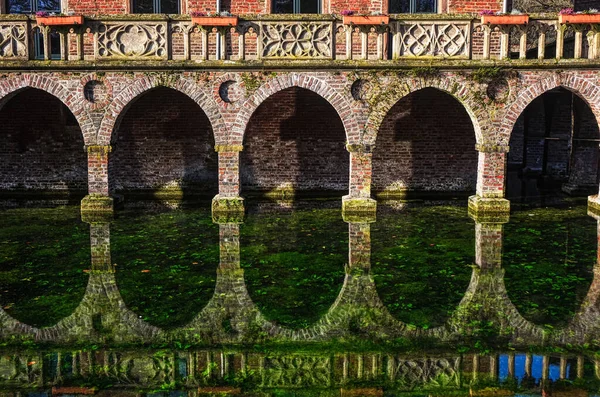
[212, 195, 245, 223]
[81, 194, 114, 223]
[468, 195, 510, 223]
[342, 196, 377, 222]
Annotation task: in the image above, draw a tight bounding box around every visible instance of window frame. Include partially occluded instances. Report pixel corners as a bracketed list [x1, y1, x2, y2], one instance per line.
[132, 0, 180, 13]
[388, 0, 438, 14]
[271, 0, 321, 14]
[6, 0, 61, 14]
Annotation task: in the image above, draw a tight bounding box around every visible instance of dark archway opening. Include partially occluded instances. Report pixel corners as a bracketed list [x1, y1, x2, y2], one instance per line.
[372, 88, 477, 199]
[109, 87, 218, 200]
[507, 88, 600, 200]
[0, 88, 87, 197]
[241, 87, 349, 198]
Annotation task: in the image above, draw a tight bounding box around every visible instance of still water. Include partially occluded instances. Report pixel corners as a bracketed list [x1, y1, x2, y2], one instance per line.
[1, 198, 599, 396]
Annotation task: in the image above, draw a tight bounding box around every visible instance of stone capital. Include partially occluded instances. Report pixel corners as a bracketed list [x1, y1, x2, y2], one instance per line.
[475, 143, 510, 153]
[346, 143, 374, 154]
[86, 145, 112, 154]
[215, 144, 244, 153]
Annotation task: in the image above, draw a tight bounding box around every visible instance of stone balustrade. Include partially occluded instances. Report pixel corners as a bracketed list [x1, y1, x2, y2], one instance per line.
[0, 14, 597, 63]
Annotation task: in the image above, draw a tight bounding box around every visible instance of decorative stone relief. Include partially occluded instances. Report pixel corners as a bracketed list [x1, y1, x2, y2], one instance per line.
[260, 22, 332, 59]
[0, 23, 27, 59]
[391, 357, 460, 388]
[97, 22, 168, 59]
[262, 355, 331, 387]
[397, 22, 470, 57]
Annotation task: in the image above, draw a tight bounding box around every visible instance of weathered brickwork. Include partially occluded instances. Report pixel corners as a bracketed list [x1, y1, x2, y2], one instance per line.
[0, 69, 598, 212]
[241, 87, 348, 194]
[448, 0, 502, 13]
[372, 88, 477, 196]
[110, 87, 218, 197]
[0, 88, 87, 195]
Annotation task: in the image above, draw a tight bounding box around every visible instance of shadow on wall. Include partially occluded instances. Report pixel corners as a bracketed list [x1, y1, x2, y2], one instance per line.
[0, 88, 87, 198]
[506, 87, 600, 200]
[109, 87, 218, 201]
[372, 88, 478, 199]
[241, 87, 349, 198]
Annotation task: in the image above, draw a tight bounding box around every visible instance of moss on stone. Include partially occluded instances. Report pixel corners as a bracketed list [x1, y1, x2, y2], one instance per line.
[80, 195, 114, 223]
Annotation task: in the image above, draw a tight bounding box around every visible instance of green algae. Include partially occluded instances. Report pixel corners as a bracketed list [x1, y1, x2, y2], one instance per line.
[0, 206, 89, 328]
[112, 206, 219, 329]
[240, 204, 347, 329]
[371, 204, 475, 329]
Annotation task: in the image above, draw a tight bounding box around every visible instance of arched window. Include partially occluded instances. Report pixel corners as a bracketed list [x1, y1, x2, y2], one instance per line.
[7, 0, 60, 13]
[389, 0, 436, 13]
[273, 0, 320, 14]
[133, 0, 179, 13]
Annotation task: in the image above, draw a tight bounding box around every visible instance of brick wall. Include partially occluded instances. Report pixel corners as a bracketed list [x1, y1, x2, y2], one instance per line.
[0, 88, 87, 195]
[68, 0, 127, 14]
[508, 89, 599, 189]
[109, 87, 218, 197]
[241, 87, 349, 194]
[449, 0, 503, 13]
[372, 88, 478, 196]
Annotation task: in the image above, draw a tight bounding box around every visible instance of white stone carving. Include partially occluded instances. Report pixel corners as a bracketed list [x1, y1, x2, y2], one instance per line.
[97, 22, 168, 59]
[0, 23, 27, 59]
[397, 22, 470, 57]
[260, 22, 332, 59]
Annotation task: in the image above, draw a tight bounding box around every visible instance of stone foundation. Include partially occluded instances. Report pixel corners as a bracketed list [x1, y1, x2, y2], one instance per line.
[468, 195, 510, 223]
[81, 195, 114, 222]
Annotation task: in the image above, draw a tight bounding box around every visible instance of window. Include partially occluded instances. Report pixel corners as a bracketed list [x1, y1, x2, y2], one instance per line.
[272, 0, 320, 14]
[33, 29, 61, 60]
[389, 0, 436, 13]
[133, 0, 179, 13]
[7, 0, 60, 13]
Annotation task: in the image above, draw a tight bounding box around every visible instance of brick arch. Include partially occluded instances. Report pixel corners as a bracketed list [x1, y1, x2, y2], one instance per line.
[0, 75, 95, 146]
[364, 80, 487, 146]
[499, 74, 600, 146]
[232, 73, 359, 145]
[97, 76, 225, 146]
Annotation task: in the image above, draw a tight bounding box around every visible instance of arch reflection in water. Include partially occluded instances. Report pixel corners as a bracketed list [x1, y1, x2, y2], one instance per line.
[1, 200, 600, 345]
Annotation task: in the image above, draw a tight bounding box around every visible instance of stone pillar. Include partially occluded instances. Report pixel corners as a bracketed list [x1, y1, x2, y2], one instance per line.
[468, 144, 510, 219]
[474, 220, 506, 270]
[212, 144, 245, 217]
[348, 220, 373, 272]
[343, 144, 376, 215]
[89, 221, 112, 273]
[81, 145, 113, 219]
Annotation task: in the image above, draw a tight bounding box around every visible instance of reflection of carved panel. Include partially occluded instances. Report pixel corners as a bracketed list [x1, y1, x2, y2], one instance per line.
[262, 355, 331, 387]
[106, 352, 175, 386]
[397, 22, 470, 57]
[391, 357, 460, 388]
[0, 23, 27, 59]
[0, 354, 42, 386]
[260, 22, 332, 59]
[97, 22, 167, 59]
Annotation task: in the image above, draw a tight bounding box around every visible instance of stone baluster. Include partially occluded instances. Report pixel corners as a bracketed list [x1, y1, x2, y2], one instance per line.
[482, 25, 491, 60]
[499, 26, 510, 58]
[556, 23, 566, 59]
[469, 144, 510, 219]
[518, 26, 527, 59]
[574, 25, 584, 59]
[346, 25, 353, 60]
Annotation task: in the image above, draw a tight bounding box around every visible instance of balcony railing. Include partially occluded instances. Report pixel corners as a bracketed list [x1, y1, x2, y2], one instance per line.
[0, 14, 597, 63]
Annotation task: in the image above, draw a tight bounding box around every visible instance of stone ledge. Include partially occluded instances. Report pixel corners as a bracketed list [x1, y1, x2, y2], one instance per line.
[468, 195, 510, 223]
[588, 195, 600, 218]
[342, 196, 377, 223]
[81, 194, 114, 223]
[212, 195, 245, 223]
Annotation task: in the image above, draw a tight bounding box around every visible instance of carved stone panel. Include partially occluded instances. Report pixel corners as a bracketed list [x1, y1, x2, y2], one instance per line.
[260, 22, 332, 59]
[396, 22, 470, 57]
[262, 355, 331, 387]
[390, 356, 461, 389]
[0, 23, 28, 59]
[96, 22, 168, 59]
